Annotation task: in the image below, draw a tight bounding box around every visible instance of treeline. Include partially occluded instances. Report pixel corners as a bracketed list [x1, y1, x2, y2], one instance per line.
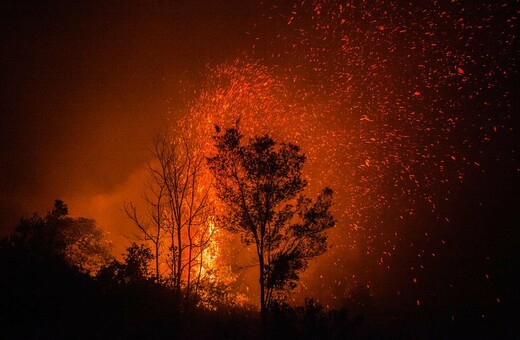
[1, 127, 360, 339]
[0, 200, 359, 339]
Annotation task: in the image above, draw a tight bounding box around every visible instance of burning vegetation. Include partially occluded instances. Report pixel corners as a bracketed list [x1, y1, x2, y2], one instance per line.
[0, 0, 517, 338]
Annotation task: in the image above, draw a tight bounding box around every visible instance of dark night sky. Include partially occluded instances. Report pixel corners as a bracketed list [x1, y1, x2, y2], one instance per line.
[0, 0, 518, 319]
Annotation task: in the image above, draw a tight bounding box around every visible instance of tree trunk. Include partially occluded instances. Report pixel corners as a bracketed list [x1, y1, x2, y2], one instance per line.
[155, 245, 160, 283]
[259, 251, 266, 324]
[185, 243, 193, 309]
[176, 221, 183, 294]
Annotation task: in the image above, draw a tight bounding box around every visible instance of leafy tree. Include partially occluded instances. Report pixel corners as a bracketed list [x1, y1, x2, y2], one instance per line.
[98, 243, 154, 286]
[207, 127, 335, 318]
[9, 200, 112, 274]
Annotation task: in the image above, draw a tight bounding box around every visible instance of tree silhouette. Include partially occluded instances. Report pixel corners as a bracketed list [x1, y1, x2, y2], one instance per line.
[98, 242, 154, 287]
[125, 131, 214, 305]
[207, 127, 335, 319]
[10, 199, 112, 274]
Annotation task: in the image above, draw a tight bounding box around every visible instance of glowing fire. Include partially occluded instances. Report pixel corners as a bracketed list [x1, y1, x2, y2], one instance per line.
[199, 219, 218, 278]
[169, 0, 516, 308]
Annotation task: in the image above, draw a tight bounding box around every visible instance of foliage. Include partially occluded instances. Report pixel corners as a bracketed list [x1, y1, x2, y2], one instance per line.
[207, 127, 335, 314]
[0, 201, 512, 339]
[267, 299, 362, 339]
[98, 243, 155, 287]
[9, 199, 112, 274]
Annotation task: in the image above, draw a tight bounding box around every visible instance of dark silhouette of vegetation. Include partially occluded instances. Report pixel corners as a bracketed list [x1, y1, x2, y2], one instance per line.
[207, 127, 335, 319]
[1, 202, 515, 338]
[97, 242, 155, 287]
[125, 132, 214, 308]
[0, 201, 352, 339]
[8, 199, 112, 273]
[267, 299, 363, 339]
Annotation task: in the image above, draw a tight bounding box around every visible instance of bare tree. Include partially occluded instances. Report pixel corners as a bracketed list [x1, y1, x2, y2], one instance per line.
[124, 151, 168, 283]
[125, 131, 214, 305]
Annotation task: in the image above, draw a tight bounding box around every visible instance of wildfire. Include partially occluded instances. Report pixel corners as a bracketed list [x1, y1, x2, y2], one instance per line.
[168, 0, 516, 308]
[199, 218, 218, 278]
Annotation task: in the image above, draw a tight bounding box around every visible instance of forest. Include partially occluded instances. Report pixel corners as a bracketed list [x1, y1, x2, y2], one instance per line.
[1, 128, 358, 339]
[1, 127, 515, 339]
[1, 0, 517, 338]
